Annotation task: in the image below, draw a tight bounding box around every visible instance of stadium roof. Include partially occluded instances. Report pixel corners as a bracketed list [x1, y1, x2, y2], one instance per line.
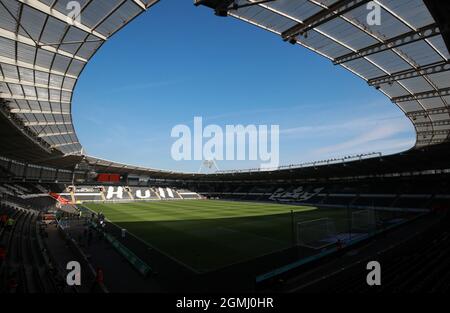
[197, 0, 450, 148]
[0, 0, 449, 173]
[0, 0, 158, 160]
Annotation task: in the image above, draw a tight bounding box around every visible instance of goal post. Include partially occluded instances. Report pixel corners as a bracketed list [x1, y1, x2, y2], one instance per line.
[351, 209, 376, 234]
[296, 218, 337, 249]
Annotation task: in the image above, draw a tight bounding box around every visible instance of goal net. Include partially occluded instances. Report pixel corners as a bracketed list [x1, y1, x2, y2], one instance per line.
[297, 218, 337, 249]
[351, 209, 376, 234]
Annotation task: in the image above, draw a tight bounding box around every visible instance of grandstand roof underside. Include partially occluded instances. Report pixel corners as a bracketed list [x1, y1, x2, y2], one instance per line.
[198, 0, 450, 146]
[0, 0, 449, 172]
[0, 0, 158, 162]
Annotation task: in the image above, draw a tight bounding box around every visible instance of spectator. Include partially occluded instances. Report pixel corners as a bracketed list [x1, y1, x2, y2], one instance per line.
[0, 244, 6, 267]
[83, 226, 88, 238]
[87, 230, 93, 246]
[90, 267, 104, 292]
[0, 213, 8, 228]
[7, 272, 18, 293]
[96, 267, 104, 284]
[6, 217, 14, 231]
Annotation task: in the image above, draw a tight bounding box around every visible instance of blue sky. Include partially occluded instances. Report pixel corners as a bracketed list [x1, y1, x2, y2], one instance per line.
[72, 0, 415, 173]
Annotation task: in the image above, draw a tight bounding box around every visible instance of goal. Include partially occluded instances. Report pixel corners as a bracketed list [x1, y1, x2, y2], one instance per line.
[351, 209, 376, 234]
[297, 218, 337, 249]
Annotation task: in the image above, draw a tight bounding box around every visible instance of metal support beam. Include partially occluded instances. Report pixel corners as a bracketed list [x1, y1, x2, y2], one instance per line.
[407, 106, 450, 118]
[132, 0, 160, 10]
[132, 0, 147, 10]
[90, 0, 127, 31]
[368, 60, 450, 86]
[415, 120, 450, 127]
[416, 139, 446, 145]
[17, 0, 107, 40]
[54, 168, 59, 181]
[0, 56, 78, 79]
[23, 121, 71, 126]
[391, 87, 450, 103]
[38, 166, 44, 181]
[10, 109, 71, 115]
[281, 0, 371, 40]
[1, 78, 73, 93]
[22, 163, 28, 178]
[38, 131, 74, 138]
[50, 141, 79, 148]
[0, 24, 88, 63]
[205, 0, 277, 17]
[232, 0, 277, 10]
[416, 130, 450, 136]
[423, 0, 450, 52]
[0, 94, 71, 104]
[334, 23, 440, 64]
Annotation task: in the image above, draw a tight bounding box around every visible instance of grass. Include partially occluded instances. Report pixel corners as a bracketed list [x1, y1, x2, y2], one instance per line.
[84, 200, 350, 272]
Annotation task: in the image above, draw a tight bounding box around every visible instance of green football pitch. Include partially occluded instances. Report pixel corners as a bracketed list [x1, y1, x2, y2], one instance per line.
[84, 200, 349, 272]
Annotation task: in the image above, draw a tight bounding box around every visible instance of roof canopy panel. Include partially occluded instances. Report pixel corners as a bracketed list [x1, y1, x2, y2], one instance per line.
[0, 0, 158, 156]
[1, 0, 449, 173]
[197, 0, 450, 147]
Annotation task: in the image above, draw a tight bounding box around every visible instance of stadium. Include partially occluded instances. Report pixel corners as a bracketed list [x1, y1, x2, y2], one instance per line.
[0, 0, 450, 297]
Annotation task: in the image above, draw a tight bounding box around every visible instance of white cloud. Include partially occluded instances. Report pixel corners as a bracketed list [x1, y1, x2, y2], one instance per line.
[280, 114, 409, 137]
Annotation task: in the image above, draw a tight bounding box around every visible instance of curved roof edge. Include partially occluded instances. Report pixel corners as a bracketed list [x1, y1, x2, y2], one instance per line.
[197, 0, 450, 148]
[0, 0, 159, 157]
